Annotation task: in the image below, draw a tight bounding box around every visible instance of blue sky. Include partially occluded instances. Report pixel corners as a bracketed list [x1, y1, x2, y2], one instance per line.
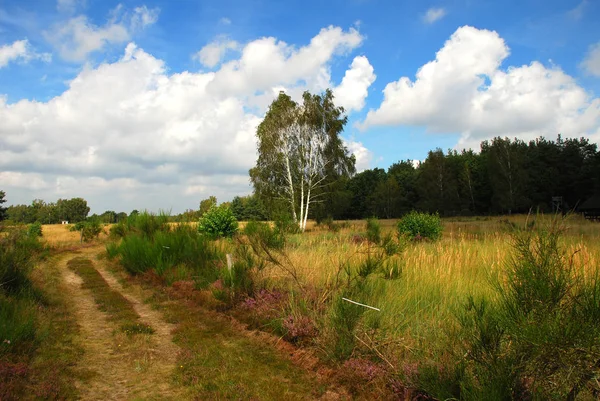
[1, 0, 600, 213]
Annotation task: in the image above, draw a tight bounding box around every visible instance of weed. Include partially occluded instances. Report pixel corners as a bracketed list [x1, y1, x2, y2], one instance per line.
[120, 323, 155, 336]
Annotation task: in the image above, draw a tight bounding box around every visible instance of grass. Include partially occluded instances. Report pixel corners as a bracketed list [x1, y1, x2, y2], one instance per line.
[99, 213, 600, 398]
[141, 288, 329, 400]
[1, 230, 84, 400]
[40, 223, 110, 248]
[67, 257, 153, 335]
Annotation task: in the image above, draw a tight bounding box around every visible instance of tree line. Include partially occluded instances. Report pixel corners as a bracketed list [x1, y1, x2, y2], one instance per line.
[313, 135, 600, 220]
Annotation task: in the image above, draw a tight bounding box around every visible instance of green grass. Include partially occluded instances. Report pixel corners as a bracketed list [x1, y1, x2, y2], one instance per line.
[144, 291, 328, 400]
[1, 254, 86, 400]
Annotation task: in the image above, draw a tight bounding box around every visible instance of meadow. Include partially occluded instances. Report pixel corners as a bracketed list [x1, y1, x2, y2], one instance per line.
[4, 214, 600, 399]
[99, 212, 600, 399]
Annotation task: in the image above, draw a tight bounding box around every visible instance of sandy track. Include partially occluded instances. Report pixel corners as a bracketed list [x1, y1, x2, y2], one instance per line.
[59, 247, 185, 400]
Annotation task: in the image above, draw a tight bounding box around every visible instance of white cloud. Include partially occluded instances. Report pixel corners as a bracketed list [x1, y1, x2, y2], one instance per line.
[1, 26, 370, 212]
[57, 0, 80, 14]
[568, 0, 588, 21]
[45, 5, 159, 62]
[334, 55, 376, 112]
[130, 6, 160, 31]
[581, 42, 600, 77]
[194, 37, 239, 68]
[423, 7, 446, 24]
[219, 17, 231, 25]
[361, 26, 600, 150]
[345, 140, 373, 172]
[0, 39, 51, 68]
[207, 26, 363, 97]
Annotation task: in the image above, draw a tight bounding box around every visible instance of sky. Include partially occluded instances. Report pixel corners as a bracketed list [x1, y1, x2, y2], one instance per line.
[1, 0, 600, 214]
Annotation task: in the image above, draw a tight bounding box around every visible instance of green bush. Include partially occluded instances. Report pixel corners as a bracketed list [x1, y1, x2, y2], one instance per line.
[109, 222, 128, 238]
[273, 212, 300, 234]
[0, 229, 43, 295]
[397, 211, 443, 241]
[198, 205, 238, 239]
[132, 210, 170, 238]
[244, 221, 285, 250]
[116, 224, 221, 286]
[365, 218, 381, 244]
[454, 219, 600, 400]
[81, 221, 102, 242]
[27, 222, 43, 238]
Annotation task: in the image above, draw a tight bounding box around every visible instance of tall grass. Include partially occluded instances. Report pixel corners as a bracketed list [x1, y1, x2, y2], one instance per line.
[0, 226, 46, 393]
[236, 215, 600, 397]
[108, 213, 222, 288]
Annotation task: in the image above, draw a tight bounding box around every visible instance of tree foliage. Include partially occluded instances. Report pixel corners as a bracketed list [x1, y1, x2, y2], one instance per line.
[0, 190, 7, 222]
[250, 89, 355, 231]
[198, 205, 239, 238]
[321, 135, 600, 219]
[6, 197, 91, 224]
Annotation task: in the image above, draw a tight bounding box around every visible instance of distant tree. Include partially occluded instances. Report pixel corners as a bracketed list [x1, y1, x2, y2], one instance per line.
[388, 160, 418, 213]
[6, 204, 30, 224]
[130, 210, 140, 217]
[250, 89, 355, 231]
[100, 210, 117, 224]
[116, 212, 128, 222]
[369, 176, 402, 219]
[231, 195, 268, 221]
[57, 198, 90, 223]
[0, 190, 7, 222]
[346, 168, 386, 219]
[482, 137, 529, 214]
[199, 196, 217, 216]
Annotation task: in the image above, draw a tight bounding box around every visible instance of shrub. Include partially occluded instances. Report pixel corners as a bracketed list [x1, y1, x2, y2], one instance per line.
[109, 222, 128, 238]
[27, 222, 43, 238]
[116, 224, 221, 282]
[244, 221, 285, 250]
[273, 212, 300, 234]
[397, 211, 443, 241]
[132, 211, 170, 238]
[0, 229, 42, 295]
[81, 221, 102, 242]
[455, 219, 600, 400]
[365, 218, 381, 244]
[198, 205, 238, 239]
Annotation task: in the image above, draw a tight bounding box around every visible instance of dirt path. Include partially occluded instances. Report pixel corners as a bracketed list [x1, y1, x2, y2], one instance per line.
[59, 247, 185, 400]
[52, 246, 341, 400]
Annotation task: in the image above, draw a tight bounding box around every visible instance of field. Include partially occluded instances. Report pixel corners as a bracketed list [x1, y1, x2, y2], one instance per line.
[3, 214, 600, 400]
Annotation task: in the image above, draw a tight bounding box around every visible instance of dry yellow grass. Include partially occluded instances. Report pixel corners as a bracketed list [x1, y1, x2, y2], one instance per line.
[41, 223, 111, 248]
[262, 215, 600, 363]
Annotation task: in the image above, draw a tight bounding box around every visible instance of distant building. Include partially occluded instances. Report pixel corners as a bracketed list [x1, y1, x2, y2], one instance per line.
[61, 220, 69, 225]
[579, 195, 600, 222]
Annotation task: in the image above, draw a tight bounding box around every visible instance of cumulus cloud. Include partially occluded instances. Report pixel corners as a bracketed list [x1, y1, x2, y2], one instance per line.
[361, 26, 600, 150]
[219, 17, 231, 25]
[334, 56, 376, 112]
[45, 4, 159, 62]
[581, 42, 600, 77]
[344, 140, 373, 172]
[194, 37, 239, 68]
[0, 39, 51, 68]
[1, 26, 373, 212]
[423, 7, 446, 24]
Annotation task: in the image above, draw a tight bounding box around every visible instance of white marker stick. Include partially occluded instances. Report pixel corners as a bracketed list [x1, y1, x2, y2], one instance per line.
[341, 297, 381, 311]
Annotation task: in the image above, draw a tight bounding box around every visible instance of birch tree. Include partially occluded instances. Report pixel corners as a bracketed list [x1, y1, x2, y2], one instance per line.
[250, 90, 354, 232]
